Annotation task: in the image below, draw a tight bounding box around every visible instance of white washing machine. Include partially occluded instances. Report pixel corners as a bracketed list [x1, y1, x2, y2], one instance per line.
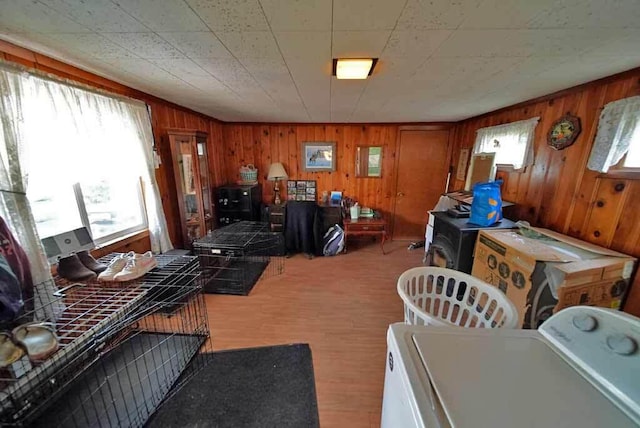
[381, 306, 640, 427]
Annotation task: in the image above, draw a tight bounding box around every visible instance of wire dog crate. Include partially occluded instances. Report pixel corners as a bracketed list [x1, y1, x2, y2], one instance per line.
[193, 221, 285, 295]
[0, 254, 211, 427]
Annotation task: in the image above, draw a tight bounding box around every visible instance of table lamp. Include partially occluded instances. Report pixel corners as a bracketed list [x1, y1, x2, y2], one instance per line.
[267, 162, 288, 205]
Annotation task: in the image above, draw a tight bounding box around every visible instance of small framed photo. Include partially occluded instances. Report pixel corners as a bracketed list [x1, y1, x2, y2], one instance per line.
[305, 195, 316, 201]
[306, 187, 316, 195]
[301, 142, 336, 172]
[296, 194, 306, 201]
[287, 181, 296, 189]
[307, 181, 316, 188]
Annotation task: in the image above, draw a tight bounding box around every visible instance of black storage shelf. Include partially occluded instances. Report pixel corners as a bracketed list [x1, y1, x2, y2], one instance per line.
[215, 184, 262, 227]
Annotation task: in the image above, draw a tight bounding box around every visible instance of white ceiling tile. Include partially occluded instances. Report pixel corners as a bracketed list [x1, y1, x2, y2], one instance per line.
[239, 57, 291, 83]
[383, 30, 452, 58]
[0, 0, 91, 33]
[185, 0, 269, 32]
[112, 0, 209, 32]
[102, 32, 185, 59]
[44, 33, 137, 58]
[259, 0, 331, 31]
[216, 31, 281, 58]
[460, 0, 556, 29]
[147, 58, 212, 79]
[330, 80, 366, 121]
[396, 0, 483, 30]
[158, 32, 232, 58]
[3, 0, 640, 123]
[40, 0, 149, 32]
[433, 29, 620, 58]
[527, 0, 640, 29]
[332, 31, 391, 58]
[275, 31, 330, 60]
[332, 0, 407, 31]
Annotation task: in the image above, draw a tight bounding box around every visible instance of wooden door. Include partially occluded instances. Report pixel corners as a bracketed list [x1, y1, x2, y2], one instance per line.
[392, 129, 450, 240]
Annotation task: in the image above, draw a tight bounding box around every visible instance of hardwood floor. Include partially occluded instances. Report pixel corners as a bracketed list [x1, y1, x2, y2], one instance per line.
[204, 240, 424, 428]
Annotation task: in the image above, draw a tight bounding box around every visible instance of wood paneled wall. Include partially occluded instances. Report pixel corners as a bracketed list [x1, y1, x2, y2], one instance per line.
[449, 67, 640, 316]
[3, 40, 640, 315]
[0, 40, 225, 248]
[221, 124, 403, 217]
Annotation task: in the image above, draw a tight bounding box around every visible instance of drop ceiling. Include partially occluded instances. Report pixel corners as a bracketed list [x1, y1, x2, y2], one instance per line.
[1, 0, 639, 123]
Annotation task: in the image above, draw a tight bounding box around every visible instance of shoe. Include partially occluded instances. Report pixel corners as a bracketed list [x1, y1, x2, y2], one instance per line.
[0, 332, 25, 368]
[76, 250, 107, 274]
[98, 252, 134, 282]
[113, 252, 157, 282]
[12, 322, 59, 362]
[57, 254, 96, 282]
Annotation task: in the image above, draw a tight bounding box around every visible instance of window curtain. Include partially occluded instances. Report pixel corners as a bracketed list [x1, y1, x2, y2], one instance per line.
[0, 63, 173, 314]
[587, 96, 640, 173]
[126, 104, 173, 253]
[473, 117, 540, 170]
[0, 67, 64, 320]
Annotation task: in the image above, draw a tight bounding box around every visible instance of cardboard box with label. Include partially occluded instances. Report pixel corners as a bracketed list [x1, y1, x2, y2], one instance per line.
[471, 227, 636, 329]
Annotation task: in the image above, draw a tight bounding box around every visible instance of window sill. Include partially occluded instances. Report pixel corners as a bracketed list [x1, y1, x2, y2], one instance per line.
[92, 229, 150, 258]
[598, 170, 640, 180]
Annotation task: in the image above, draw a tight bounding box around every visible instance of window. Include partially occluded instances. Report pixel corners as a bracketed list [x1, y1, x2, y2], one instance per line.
[10, 75, 150, 245]
[29, 177, 147, 244]
[473, 117, 540, 170]
[588, 96, 640, 173]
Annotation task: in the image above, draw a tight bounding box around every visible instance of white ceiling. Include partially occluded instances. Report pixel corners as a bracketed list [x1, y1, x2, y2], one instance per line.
[1, 0, 640, 123]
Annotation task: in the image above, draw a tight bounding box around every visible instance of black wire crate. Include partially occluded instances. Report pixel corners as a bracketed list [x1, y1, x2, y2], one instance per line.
[0, 254, 212, 427]
[193, 221, 285, 295]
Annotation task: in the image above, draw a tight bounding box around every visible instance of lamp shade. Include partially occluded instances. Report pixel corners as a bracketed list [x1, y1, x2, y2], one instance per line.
[267, 162, 288, 180]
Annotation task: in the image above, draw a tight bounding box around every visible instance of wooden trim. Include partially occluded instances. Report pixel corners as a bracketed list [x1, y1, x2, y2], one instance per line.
[397, 124, 454, 131]
[225, 122, 456, 127]
[598, 170, 640, 180]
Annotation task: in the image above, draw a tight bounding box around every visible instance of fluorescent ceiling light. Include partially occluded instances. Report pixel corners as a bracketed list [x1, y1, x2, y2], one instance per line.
[333, 58, 377, 79]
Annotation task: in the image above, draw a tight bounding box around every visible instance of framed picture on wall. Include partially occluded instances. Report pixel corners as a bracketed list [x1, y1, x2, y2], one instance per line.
[301, 142, 336, 172]
[287, 180, 317, 201]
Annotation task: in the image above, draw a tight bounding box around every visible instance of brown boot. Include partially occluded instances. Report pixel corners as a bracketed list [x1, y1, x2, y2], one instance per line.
[57, 254, 96, 281]
[76, 250, 107, 274]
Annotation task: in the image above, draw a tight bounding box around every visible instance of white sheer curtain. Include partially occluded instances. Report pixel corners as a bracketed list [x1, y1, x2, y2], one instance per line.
[587, 96, 640, 172]
[0, 67, 63, 320]
[0, 62, 173, 315]
[473, 117, 540, 170]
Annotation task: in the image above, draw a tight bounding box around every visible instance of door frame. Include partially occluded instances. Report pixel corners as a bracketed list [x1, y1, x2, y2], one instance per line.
[390, 125, 454, 240]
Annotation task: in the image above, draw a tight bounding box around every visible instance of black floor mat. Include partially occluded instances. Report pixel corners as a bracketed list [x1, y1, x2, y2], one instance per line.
[147, 344, 320, 428]
[32, 332, 205, 428]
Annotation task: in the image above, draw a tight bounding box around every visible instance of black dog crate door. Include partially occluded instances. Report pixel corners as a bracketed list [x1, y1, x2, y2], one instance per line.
[193, 221, 285, 295]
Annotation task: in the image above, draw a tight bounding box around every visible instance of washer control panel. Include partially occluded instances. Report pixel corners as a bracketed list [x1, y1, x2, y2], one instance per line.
[540, 306, 640, 422]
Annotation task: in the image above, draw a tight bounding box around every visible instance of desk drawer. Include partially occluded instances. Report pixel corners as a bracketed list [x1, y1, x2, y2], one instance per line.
[348, 223, 384, 232]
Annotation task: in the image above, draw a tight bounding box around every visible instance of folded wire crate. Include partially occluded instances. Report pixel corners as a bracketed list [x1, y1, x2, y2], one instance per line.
[193, 221, 285, 295]
[0, 254, 211, 427]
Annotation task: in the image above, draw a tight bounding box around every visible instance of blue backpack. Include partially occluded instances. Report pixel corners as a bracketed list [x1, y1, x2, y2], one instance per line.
[322, 225, 345, 256]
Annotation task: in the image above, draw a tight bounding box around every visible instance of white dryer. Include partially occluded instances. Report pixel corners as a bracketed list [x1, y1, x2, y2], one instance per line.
[381, 306, 640, 427]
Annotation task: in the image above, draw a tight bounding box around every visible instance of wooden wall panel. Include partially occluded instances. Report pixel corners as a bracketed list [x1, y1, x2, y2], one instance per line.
[0, 40, 225, 249]
[450, 67, 640, 316]
[220, 124, 408, 219]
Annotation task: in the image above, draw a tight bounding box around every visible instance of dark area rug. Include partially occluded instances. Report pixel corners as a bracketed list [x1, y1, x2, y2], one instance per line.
[147, 343, 320, 428]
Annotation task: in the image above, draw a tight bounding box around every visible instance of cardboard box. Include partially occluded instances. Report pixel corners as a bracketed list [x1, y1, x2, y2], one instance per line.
[471, 227, 636, 329]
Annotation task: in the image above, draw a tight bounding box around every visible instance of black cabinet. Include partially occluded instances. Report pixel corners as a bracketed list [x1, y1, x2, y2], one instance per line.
[215, 184, 261, 226]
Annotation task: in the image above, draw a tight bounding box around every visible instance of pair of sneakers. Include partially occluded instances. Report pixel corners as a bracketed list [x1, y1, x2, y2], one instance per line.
[98, 251, 158, 282]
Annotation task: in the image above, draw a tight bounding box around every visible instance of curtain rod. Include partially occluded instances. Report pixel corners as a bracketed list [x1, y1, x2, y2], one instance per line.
[0, 58, 147, 108]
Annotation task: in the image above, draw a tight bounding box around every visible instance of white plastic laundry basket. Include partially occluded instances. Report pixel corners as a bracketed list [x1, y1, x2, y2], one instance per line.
[397, 267, 518, 328]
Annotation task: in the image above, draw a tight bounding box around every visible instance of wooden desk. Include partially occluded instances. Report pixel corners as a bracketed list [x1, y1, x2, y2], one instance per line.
[343, 217, 387, 254]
